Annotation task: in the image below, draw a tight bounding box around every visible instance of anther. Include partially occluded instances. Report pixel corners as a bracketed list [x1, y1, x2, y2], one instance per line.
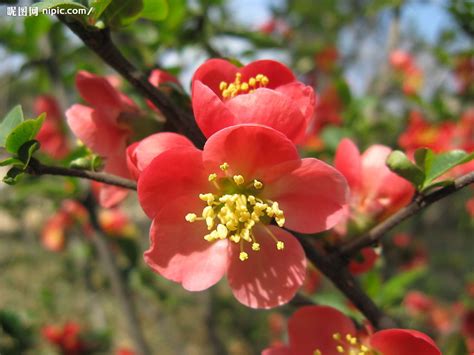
[233, 175, 245, 185]
[239, 251, 249, 261]
[185, 213, 197, 222]
[277, 241, 285, 250]
[253, 180, 263, 189]
[252, 242, 260, 251]
[337, 345, 345, 353]
[208, 173, 217, 181]
[219, 81, 227, 91]
[220, 162, 229, 171]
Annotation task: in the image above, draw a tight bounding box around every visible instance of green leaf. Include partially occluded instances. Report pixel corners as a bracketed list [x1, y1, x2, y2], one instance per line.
[3, 167, 25, 185]
[103, 0, 144, 28]
[88, 0, 113, 20]
[386, 150, 425, 187]
[141, 0, 168, 21]
[415, 148, 474, 189]
[18, 140, 40, 166]
[378, 268, 426, 306]
[0, 157, 24, 168]
[5, 114, 45, 154]
[0, 105, 24, 147]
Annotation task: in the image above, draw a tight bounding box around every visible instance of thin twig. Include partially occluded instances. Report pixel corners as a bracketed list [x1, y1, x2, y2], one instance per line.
[26, 159, 137, 190]
[338, 171, 474, 258]
[57, 15, 206, 149]
[296, 236, 398, 329]
[82, 193, 151, 355]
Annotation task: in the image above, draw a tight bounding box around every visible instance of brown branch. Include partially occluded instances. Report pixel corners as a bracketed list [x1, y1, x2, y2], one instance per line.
[81, 193, 151, 355]
[26, 159, 137, 190]
[296, 236, 398, 329]
[338, 171, 474, 258]
[57, 15, 206, 149]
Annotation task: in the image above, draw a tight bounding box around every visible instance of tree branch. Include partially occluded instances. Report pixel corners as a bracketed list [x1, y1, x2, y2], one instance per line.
[26, 159, 137, 190]
[337, 171, 474, 258]
[296, 236, 398, 329]
[57, 15, 206, 149]
[81, 193, 151, 355]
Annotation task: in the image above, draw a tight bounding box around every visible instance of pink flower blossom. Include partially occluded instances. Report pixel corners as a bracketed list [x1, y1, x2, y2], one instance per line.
[138, 125, 348, 308]
[192, 59, 316, 143]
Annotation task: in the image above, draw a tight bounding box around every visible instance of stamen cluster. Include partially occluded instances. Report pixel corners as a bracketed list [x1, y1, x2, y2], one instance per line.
[185, 163, 285, 261]
[314, 333, 377, 355]
[219, 73, 270, 99]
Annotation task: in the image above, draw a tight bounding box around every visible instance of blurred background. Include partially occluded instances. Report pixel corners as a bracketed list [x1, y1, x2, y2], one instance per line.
[0, 0, 473, 354]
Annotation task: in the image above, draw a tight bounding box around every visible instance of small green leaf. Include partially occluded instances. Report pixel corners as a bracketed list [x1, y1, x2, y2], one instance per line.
[18, 140, 40, 166]
[103, 0, 144, 28]
[88, 0, 112, 20]
[34, 0, 88, 12]
[386, 150, 425, 187]
[0, 157, 24, 168]
[141, 0, 168, 21]
[0, 105, 24, 147]
[378, 268, 426, 306]
[419, 148, 474, 188]
[5, 114, 45, 154]
[3, 167, 24, 185]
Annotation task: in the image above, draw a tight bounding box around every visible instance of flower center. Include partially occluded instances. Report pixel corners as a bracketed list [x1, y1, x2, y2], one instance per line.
[313, 333, 379, 355]
[185, 162, 285, 261]
[219, 73, 270, 99]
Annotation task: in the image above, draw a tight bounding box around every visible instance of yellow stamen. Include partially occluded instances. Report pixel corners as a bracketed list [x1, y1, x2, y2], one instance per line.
[220, 162, 229, 171]
[219, 73, 269, 99]
[253, 180, 263, 189]
[239, 251, 248, 261]
[233, 175, 245, 185]
[337, 345, 345, 353]
[208, 173, 217, 181]
[185, 213, 197, 222]
[276, 241, 285, 250]
[252, 242, 260, 251]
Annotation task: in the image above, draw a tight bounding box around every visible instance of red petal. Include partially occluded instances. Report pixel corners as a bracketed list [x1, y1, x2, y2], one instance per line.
[266, 158, 349, 233]
[192, 58, 239, 96]
[66, 105, 128, 157]
[275, 82, 316, 124]
[227, 226, 306, 309]
[149, 69, 179, 87]
[261, 345, 292, 355]
[335, 138, 362, 191]
[137, 147, 208, 219]
[224, 89, 308, 143]
[241, 60, 295, 89]
[370, 329, 441, 355]
[287, 306, 356, 355]
[76, 71, 123, 119]
[144, 198, 229, 291]
[192, 81, 237, 138]
[127, 132, 194, 180]
[203, 124, 300, 184]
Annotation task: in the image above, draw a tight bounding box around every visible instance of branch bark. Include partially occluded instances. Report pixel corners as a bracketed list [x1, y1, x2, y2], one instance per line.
[337, 171, 474, 258]
[26, 159, 137, 190]
[57, 15, 206, 149]
[82, 193, 151, 355]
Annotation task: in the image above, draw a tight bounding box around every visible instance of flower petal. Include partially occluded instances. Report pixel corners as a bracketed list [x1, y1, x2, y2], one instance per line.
[370, 329, 441, 355]
[76, 71, 123, 119]
[144, 197, 229, 291]
[241, 60, 295, 89]
[261, 345, 292, 355]
[266, 158, 349, 234]
[224, 89, 308, 143]
[275, 82, 316, 124]
[192, 58, 239, 96]
[287, 306, 356, 355]
[227, 226, 306, 309]
[192, 81, 237, 138]
[203, 124, 300, 184]
[137, 147, 208, 219]
[66, 104, 128, 157]
[127, 132, 194, 180]
[334, 138, 361, 191]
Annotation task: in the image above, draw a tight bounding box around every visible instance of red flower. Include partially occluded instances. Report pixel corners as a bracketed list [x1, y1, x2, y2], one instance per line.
[390, 50, 415, 72]
[147, 69, 181, 113]
[126, 132, 193, 180]
[389, 50, 424, 95]
[404, 291, 434, 316]
[191, 59, 316, 143]
[138, 125, 348, 308]
[334, 138, 414, 231]
[314, 46, 339, 73]
[348, 247, 378, 274]
[66, 71, 139, 208]
[454, 53, 474, 93]
[98, 208, 135, 237]
[34, 95, 70, 159]
[262, 305, 441, 355]
[42, 322, 86, 355]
